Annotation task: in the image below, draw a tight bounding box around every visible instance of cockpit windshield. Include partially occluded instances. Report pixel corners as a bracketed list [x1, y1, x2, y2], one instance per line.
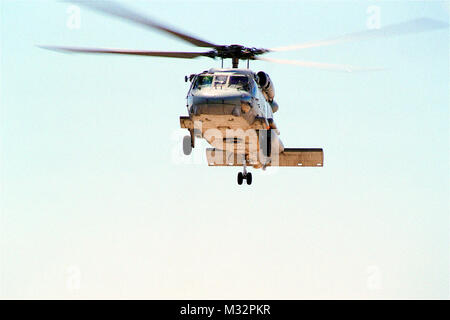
[213, 75, 228, 86]
[194, 73, 251, 91]
[195, 75, 213, 88]
[229, 76, 249, 87]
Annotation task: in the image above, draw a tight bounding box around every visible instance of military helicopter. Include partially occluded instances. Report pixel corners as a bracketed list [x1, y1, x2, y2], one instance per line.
[42, 1, 448, 185]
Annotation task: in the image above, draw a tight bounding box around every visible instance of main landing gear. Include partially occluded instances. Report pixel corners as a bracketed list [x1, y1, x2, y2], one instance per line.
[182, 130, 195, 155]
[237, 159, 252, 185]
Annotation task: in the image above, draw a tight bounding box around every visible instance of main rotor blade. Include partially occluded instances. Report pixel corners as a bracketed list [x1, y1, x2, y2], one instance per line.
[40, 46, 211, 59]
[256, 57, 383, 73]
[270, 17, 448, 52]
[69, 0, 219, 48]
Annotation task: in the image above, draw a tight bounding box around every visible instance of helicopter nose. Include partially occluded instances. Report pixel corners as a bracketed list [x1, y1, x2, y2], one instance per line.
[191, 93, 252, 116]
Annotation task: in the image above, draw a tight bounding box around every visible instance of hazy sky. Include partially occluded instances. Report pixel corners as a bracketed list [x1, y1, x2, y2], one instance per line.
[1, 0, 449, 299]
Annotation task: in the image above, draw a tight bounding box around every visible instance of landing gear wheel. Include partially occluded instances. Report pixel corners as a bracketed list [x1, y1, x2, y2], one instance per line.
[246, 172, 252, 185]
[237, 172, 244, 185]
[183, 135, 192, 155]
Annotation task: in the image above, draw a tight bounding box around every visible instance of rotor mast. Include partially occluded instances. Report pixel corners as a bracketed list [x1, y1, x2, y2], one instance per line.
[232, 57, 239, 68]
[221, 45, 266, 68]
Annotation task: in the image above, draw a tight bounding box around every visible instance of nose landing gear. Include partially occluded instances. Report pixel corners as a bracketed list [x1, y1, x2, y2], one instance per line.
[237, 172, 252, 185]
[237, 158, 252, 185]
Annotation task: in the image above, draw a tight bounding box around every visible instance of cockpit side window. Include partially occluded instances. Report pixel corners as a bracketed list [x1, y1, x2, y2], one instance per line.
[194, 75, 213, 88]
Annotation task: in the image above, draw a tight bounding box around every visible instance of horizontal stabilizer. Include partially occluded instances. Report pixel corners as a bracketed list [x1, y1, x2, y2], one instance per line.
[275, 148, 323, 167]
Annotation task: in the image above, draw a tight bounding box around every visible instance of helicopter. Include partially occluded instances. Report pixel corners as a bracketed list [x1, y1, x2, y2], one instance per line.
[42, 1, 448, 185]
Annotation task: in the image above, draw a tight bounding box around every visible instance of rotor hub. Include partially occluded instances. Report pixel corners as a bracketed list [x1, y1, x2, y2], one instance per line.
[210, 45, 269, 61]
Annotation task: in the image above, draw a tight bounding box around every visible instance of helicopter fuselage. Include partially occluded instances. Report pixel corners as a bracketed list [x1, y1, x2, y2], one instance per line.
[180, 68, 283, 168]
[41, 1, 447, 184]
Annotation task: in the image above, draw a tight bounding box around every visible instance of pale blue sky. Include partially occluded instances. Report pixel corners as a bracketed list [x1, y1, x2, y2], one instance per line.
[0, 0, 449, 299]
